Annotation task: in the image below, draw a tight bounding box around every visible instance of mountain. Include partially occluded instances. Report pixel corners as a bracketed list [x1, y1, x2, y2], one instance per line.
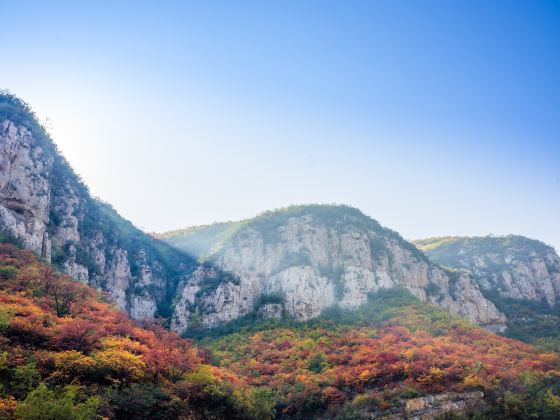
[0, 242, 274, 419]
[2, 92, 560, 418]
[415, 235, 560, 350]
[1, 242, 558, 419]
[1, 92, 507, 336]
[195, 288, 560, 419]
[414, 236, 560, 306]
[0, 92, 197, 321]
[161, 205, 506, 333]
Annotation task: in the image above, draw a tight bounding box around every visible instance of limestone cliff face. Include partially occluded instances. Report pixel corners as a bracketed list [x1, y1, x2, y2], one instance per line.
[415, 236, 560, 307]
[166, 206, 506, 332]
[0, 98, 194, 319]
[0, 120, 52, 258]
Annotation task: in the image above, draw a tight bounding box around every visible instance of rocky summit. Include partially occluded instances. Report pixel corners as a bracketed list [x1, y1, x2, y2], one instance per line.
[162, 205, 506, 333]
[415, 235, 560, 307]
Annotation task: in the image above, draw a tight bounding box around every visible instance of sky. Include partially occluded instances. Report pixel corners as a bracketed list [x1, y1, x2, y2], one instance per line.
[1, 1, 559, 250]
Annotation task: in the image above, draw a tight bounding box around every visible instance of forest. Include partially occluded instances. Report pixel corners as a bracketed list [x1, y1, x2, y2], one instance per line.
[0, 242, 559, 419]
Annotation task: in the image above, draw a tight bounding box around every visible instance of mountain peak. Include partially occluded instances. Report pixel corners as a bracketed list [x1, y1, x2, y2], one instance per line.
[161, 205, 505, 333]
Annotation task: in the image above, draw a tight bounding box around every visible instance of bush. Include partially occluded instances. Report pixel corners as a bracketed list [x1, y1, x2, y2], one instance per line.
[16, 383, 99, 420]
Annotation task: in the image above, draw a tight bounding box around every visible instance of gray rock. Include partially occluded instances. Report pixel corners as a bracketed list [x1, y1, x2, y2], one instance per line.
[168, 208, 506, 332]
[416, 236, 560, 308]
[0, 118, 187, 320]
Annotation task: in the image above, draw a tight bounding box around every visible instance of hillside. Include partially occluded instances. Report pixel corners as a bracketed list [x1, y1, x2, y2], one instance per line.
[0, 92, 507, 335]
[415, 236, 560, 350]
[0, 241, 559, 419]
[0, 242, 275, 419]
[161, 205, 505, 333]
[0, 92, 197, 321]
[195, 288, 560, 419]
[2, 92, 560, 418]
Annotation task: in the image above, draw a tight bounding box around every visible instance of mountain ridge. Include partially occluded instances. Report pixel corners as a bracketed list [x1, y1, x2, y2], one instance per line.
[2, 91, 557, 338]
[162, 204, 506, 332]
[416, 235, 560, 350]
[414, 235, 560, 307]
[2, 92, 560, 418]
[0, 92, 197, 321]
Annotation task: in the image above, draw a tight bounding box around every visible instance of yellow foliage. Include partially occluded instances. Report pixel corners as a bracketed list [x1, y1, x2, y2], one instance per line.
[51, 350, 97, 377]
[402, 349, 415, 360]
[462, 374, 484, 389]
[429, 367, 444, 379]
[358, 369, 371, 382]
[99, 336, 147, 354]
[93, 348, 145, 383]
[543, 389, 560, 411]
[0, 395, 17, 418]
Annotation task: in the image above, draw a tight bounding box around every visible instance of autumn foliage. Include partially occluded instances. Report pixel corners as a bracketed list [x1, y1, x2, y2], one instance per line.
[0, 244, 265, 419]
[0, 242, 559, 419]
[201, 291, 560, 418]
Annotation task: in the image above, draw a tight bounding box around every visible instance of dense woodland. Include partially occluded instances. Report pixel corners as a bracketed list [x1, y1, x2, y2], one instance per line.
[0, 243, 269, 419]
[0, 242, 559, 419]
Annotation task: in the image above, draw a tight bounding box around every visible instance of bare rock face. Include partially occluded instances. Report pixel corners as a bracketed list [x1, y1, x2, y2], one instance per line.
[167, 207, 505, 332]
[401, 391, 485, 420]
[257, 303, 283, 319]
[0, 108, 193, 320]
[0, 121, 52, 257]
[415, 236, 560, 308]
[0, 97, 520, 334]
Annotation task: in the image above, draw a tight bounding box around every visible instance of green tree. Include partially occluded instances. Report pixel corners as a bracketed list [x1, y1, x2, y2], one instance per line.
[247, 387, 276, 420]
[10, 363, 40, 399]
[16, 384, 99, 420]
[307, 353, 329, 373]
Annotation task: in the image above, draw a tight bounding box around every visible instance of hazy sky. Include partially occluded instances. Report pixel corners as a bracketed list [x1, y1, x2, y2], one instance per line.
[1, 1, 559, 250]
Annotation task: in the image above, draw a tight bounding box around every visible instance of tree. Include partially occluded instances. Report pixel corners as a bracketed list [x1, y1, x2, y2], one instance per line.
[247, 387, 276, 420]
[93, 348, 146, 385]
[51, 275, 82, 317]
[9, 363, 40, 399]
[16, 383, 99, 420]
[51, 319, 101, 352]
[308, 353, 329, 373]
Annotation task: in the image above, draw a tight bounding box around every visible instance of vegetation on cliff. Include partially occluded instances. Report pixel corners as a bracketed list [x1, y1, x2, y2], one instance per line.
[0, 240, 558, 418]
[416, 235, 560, 352]
[0, 242, 273, 419]
[193, 288, 560, 418]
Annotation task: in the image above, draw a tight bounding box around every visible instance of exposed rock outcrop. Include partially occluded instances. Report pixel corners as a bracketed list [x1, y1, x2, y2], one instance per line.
[165, 206, 506, 332]
[415, 236, 560, 307]
[399, 391, 485, 419]
[0, 95, 195, 319]
[0, 120, 52, 257]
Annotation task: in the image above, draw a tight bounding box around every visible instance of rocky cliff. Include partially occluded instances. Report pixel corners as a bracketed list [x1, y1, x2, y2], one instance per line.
[414, 236, 560, 307]
[0, 93, 196, 319]
[162, 205, 506, 332]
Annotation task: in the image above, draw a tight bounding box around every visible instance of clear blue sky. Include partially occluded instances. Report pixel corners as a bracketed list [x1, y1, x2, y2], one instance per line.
[1, 1, 559, 250]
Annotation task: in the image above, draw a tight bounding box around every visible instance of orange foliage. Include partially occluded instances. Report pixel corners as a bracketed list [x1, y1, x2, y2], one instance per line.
[0, 243, 253, 418]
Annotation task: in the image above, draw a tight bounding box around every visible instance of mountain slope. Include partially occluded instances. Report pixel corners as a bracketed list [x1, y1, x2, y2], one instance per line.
[1, 242, 558, 419]
[0, 92, 197, 320]
[2, 92, 560, 418]
[0, 242, 269, 419]
[196, 288, 560, 419]
[161, 205, 505, 332]
[415, 235, 560, 350]
[414, 236, 560, 306]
